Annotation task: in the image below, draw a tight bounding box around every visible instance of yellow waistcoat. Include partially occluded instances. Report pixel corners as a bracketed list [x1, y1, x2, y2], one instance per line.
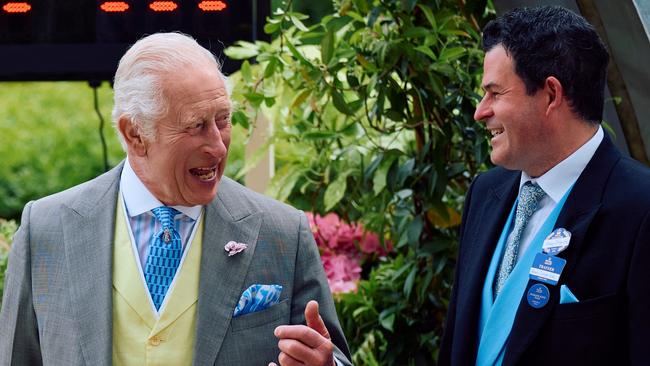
[112, 200, 203, 365]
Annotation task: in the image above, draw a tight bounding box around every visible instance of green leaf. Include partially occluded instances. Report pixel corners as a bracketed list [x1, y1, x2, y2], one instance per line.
[267, 165, 303, 202]
[264, 21, 281, 34]
[400, 0, 417, 12]
[373, 154, 397, 195]
[439, 47, 467, 62]
[263, 57, 279, 79]
[230, 110, 249, 129]
[286, 42, 311, 67]
[418, 4, 437, 29]
[331, 89, 353, 116]
[224, 41, 258, 59]
[324, 171, 350, 211]
[243, 92, 265, 108]
[290, 15, 309, 31]
[407, 216, 423, 246]
[403, 266, 417, 299]
[403, 26, 430, 39]
[415, 45, 436, 60]
[240, 60, 252, 83]
[321, 28, 335, 64]
[379, 310, 396, 332]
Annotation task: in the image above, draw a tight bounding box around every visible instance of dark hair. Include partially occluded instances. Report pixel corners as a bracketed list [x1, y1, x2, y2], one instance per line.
[482, 6, 609, 123]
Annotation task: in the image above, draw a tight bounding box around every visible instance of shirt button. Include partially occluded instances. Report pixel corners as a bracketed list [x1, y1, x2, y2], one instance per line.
[149, 336, 162, 346]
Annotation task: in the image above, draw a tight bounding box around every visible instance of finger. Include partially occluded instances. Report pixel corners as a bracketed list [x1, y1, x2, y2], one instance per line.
[275, 325, 325, 348]
[269, 363, 277, 366]
[278, 338, 316, 363]
[304, 300, 330, 339]
[278, 351, 305, 366]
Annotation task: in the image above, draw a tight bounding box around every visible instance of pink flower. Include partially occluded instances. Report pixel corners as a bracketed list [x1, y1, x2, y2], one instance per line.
[321, 252, 361, 294]
[359, 232, 392, 256]
[224, 241, 247, 256]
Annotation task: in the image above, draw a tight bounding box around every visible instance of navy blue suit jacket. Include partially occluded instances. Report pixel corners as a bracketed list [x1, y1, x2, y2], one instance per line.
[439, 134, 650, 365]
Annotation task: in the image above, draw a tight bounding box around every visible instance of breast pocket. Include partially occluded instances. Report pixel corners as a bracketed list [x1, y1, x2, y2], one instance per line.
[552, 292, 621, 320]
[230, 298, 290, 332]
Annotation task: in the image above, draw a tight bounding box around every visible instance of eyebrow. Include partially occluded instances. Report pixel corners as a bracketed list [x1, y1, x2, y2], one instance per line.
[481, 82, 501, 91]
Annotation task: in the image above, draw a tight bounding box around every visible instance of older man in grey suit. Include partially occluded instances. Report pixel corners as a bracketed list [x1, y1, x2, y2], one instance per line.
[0, 33, 351, 366]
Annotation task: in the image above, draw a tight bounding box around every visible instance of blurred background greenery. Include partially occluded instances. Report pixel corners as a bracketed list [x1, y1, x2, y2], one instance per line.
[0, 82, 247, 221]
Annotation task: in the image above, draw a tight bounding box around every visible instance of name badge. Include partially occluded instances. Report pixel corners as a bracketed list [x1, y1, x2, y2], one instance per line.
[527, 283, 550, 308]
[542, 228, 571, 255]
[529, 253, 567, 286]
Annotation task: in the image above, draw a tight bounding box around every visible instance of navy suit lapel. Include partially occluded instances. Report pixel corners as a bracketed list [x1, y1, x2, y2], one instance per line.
[455, 170, 519, 363]
[504, 134, 621, 365]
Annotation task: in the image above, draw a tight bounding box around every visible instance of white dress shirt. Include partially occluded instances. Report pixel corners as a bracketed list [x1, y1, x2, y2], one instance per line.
[515, 126, 604, 260]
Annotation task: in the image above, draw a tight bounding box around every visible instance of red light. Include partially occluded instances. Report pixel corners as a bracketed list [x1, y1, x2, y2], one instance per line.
[100, 1, 130, 12]
[3, 2, 32, 13]
[149, 1, 178, 12]
[198, 1, 227, 12]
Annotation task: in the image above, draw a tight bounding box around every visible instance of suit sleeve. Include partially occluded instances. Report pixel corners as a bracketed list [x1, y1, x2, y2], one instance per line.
[0, 202, 43, 365]
[627, 209, 650, 364]
[438, 175, 479, 366]
[290, 212, 352, 366]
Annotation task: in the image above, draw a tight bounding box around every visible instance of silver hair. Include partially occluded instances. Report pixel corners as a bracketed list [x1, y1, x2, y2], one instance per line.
[112, 32, 231, 150]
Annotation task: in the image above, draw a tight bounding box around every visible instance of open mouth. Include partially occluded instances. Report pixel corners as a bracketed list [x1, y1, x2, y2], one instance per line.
[489, 128, 504, 137]
[189, 166, 218, 181]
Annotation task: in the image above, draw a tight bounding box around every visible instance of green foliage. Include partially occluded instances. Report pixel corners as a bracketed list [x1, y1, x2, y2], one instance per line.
[0, 219, 17, 307]
[0, 82, 124, 220]
[227, 0, 493, 363]
[0, 82, 247, 221]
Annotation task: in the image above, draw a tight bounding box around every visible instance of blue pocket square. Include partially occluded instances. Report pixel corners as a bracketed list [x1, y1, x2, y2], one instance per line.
[233, 284, 283, 318]
[559, 284, 579, 304]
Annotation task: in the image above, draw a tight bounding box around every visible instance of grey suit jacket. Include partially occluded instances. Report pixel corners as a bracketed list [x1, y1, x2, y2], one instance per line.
[0, 162, 352, 366]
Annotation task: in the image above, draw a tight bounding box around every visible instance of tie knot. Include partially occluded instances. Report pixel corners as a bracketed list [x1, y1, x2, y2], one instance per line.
[519, 182, 546, 209]
[151, 206, 180, 229]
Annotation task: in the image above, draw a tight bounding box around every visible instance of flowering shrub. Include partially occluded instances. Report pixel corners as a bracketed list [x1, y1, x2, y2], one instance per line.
[306, 212, 391, 294]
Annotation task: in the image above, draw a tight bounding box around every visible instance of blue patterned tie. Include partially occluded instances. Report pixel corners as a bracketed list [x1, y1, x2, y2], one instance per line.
[494, 182, 546, 297]
[144, 206, 183, 310]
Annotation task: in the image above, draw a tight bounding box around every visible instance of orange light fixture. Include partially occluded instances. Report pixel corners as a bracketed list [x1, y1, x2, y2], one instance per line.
[198, 1, 227, 12]
[149, 1, 178, 12]
[99, 1, 130, 12]
[2, 2, 32, 13]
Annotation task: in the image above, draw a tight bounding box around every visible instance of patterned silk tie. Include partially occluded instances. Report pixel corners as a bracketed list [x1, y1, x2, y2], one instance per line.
[494, 182, 546, 297]
[144, 206, 183, 310]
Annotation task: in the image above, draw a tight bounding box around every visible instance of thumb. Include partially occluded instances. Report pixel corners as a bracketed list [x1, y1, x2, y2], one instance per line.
[305, 300, 330, 339]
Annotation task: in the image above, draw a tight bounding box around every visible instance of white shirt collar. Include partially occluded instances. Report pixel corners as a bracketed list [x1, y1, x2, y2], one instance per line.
[520, 126, 604, 203]
[119, 157, 202, 220]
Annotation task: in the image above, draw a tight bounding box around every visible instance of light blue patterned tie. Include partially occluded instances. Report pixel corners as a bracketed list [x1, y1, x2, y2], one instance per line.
[494, 182, 546, 297]
[144, 206, 182, 310]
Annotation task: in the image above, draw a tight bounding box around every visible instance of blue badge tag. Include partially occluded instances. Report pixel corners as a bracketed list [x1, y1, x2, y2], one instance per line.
[527, 283, 550, 308]
[529, 253, 567, 286]
[542, 228, 571, 255]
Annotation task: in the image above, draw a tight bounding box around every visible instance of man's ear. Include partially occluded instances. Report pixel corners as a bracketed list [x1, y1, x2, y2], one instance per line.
[118, 116, 147, 156]
[544, 76, 565, 116]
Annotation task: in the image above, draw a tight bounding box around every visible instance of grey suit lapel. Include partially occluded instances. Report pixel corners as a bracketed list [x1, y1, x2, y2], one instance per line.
[61, 163, 123, 366]
[193, 178, 263, 366]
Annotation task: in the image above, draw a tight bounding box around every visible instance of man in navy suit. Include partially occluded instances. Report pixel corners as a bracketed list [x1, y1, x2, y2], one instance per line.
[439, 6, 650, 365]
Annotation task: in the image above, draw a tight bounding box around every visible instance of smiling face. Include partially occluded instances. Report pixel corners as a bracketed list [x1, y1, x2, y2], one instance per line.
[128, 64, 231, 206]
[474, 45, 551, 175]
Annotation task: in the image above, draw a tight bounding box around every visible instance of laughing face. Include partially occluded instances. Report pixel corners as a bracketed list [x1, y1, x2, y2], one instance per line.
[474, 45, 550, 175]
[131, 64, 231, 206]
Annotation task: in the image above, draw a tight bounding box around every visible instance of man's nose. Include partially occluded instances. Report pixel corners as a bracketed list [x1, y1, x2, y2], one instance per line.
[204, 124, 227, 157]
[474, 95, 492, 122]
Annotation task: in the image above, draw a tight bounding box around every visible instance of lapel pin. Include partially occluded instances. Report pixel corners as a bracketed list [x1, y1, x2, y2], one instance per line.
[225, 241, 248, 256]
[542, 228, 571, 255]
[527, 283, 550, 308]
